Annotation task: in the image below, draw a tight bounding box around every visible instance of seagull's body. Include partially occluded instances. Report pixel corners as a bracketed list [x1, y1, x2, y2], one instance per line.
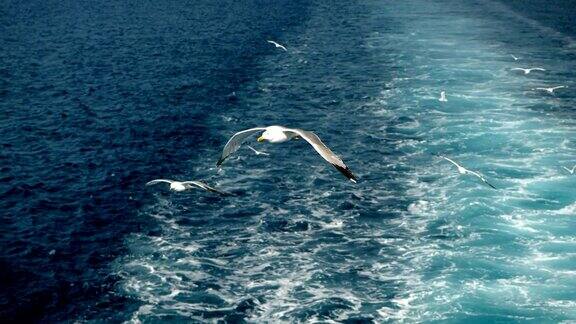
[247, 145, 270, 156]
[267, 40, 287, 52]
[217, 126, 357, 182]
[562, 165, 576, 175]
[534, 86, 566, 94]
[439, 91, 448, 102]
[146, 179, 230, 195]
[511, 54, 519, 61]
[512, 67, 546, 74]
[438, 155, 496, 189]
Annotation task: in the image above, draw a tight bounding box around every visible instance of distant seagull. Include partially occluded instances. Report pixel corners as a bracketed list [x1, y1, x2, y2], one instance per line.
[267, 40, 287, 52]
[146, 179, 230, 195]
[562, 165, 576, 175]
[512, 67, 546, 74]
[439, 91, 448, 102]
[511, 54, 519, 61]
[438, 155, 496, 189]
[217, 126, 357, 182]
[534, 86, 566, 94]
[227, 91, 238, 102]
[247, 145, 270, 156]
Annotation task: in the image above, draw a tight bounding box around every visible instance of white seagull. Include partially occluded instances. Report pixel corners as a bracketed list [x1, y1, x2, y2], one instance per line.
[247, 145, 270, 156]
[562, 165, 576, 175]
[438, 155, 496, 189]
[146, 179, 230, 195]
[511, 67, 546, 74]
[511, 54, 519, 61]
[217, 126, 357, 182]
[534, 86, 566, 94]
[439, 91, 448, 102]
[267, 40, 287, 52]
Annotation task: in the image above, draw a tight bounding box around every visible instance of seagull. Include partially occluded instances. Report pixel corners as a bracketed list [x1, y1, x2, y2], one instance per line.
[437, 155, 496, 189]
[247, 145, 270, 156]
[562, 165, 576, 175]
[534, 86, 566, 94]
[511, 54, 519, 61]
[146, 179, 231, 195]
[511, 67, 546, 74]
[267, 40, 287, 52]
[439, 91, 448, 102]
[217, 126, 357, 182]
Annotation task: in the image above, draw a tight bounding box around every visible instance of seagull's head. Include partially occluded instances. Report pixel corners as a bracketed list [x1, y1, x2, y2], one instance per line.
[257, 126, 288, 143]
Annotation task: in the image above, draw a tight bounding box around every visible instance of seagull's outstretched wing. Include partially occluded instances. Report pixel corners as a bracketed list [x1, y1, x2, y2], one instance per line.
[217, 127, 267, 166]
[532, 68, 546, 71]
[562, 165, 576, 174]
[182, 181, 233, 196]
[439, 155, 462, 169]
[146, 179, 174, 186]
[287, 128, 357, 183]
[466, 170, 497, 189]
[552, 86, 566, 90]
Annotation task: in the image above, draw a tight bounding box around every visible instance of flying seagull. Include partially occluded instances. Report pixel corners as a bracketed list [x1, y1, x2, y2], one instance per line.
[511, 54, 519, 61]
[562, 165, 576, 175]
[247, 145, 270, 156]
[439, 91, 447, 102]
[217, 126, 357, 182]
[267, 40, 287, 52]
[512, 67, 546, 74]
[146, 179, 231, 195]
[534, 86, 566, 94]
[437, 155, 496, 189]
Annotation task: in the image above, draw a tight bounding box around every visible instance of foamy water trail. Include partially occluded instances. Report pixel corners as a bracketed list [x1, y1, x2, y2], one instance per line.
[364, 1, 576, 321]
[113, 0, 576, 322]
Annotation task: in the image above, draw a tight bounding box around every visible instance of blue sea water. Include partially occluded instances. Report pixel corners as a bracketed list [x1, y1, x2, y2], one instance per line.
[1, 0, 575, 322]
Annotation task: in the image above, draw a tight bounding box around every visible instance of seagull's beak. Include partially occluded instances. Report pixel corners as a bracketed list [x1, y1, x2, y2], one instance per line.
[257, 136, 265, 142]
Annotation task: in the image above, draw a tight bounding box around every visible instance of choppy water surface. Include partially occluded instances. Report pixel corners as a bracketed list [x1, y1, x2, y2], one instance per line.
[1, 0, 575, 322]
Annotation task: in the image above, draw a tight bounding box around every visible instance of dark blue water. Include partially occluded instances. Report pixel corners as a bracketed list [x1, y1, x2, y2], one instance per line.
[1, 0, 575, 322]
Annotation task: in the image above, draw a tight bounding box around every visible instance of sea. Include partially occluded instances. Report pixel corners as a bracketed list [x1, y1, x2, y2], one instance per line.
[1, 0, 575, 322]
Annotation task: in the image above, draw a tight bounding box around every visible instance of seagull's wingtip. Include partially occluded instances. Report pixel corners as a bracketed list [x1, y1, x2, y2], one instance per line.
[333, 165, 358, 183]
